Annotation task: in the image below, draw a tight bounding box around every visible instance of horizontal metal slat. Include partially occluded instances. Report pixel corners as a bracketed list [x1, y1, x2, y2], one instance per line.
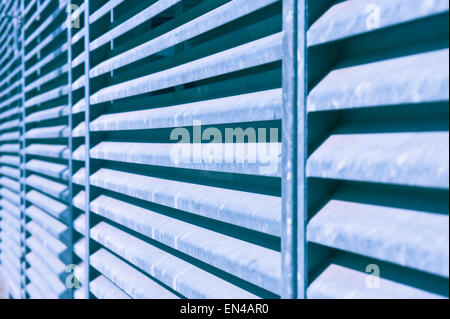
[90, 275, 131, 299]
[26, 283, 43, 299]
[90, 32, 283, 104]
[25, 125, 69, 140]
[308, 49, 449, 112]
[91, 194, 281, 294]
[72, 121, 85, 137]
[0, 199, 20, 218]
[0, 166, 20, 179]
[26, 205, 69, 243]
[91, 221, 258, 299]
[26, 251, 68, 298]
[26, 159, 69, 180]
[25, 85, 69, 108]
[0, 187, 20, 205]
[73, 212, 85, 234]
[90, 168, 281, 236]
[74, 238, 85, 260]
[26, 174, 69, 201]
[25, 143, 70, 159]
[307, 0, 449, 47]
[0, 131, 19, 141]
[0, 107, 20, 120]
[0, 177, 20, 192]
[71, 51, 85, 68]
[25, 105, 68, 123]
[26, 236, 66, 275]
[91, 248, 179, 299]
[23, 0, 52, 31]
[72, 145, 85, 161]
[24, 43, 68, 77]
[90, 0, 182, 51]
[0, 119, 20, 131]
[25, 30, 67, 72]
[71, 27, 85, 46]
[25, 65, 69, 93]
[89, 0, 126, 24]
[307, 262, 445, 299]
[307, 132, 449, 189]
[90, 0, 278, 77]
[26, 267, 58, 299]
[308, 199, 449, 278]
[91, 88, 282, 131]
[90, 142, 281, 177]
[0, 155, 20, 166]
[0, 213, 20, 233]
[72, 168, 86, 186]
[0, 143, 20, 153]
[26, 190, 69, 223]
[26, 221, 68, 260]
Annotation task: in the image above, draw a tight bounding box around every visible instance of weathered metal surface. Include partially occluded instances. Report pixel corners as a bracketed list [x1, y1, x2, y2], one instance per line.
[91, 194, 281, 294]
[307, 263, 444, 299]
[308, 199, 449, 277]
[91, 221, 259, 299]
[26, 160, 69, 180]
[308, 0, 449, 46]
[90, 0, 279, 76]
[0, 0, 448, 300]
[91, 248, 179, 299]
[90, 33, 283, 104]
[90, 89, 282, 131]
[308, 49, 449, 112]
[307, 132, 449, 189]
[90, 142, 282, 177]
[89, 275, 131, 300]
[90, 168, 281, 236]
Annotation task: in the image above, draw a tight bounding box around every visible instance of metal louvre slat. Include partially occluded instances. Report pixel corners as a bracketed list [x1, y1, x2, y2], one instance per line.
[90, 194, 281, 293]
[90, 168, 281, 237]
[89, 275, 131, 299]
[91, 221, 258, 299]
[307, 0, 449, 47]
[0, 0, 23, 299]
[307, 132, 449, 189]
[1, 0, 448, 300]
[90, 248, 178, 299]
[307, 49, 449, 112]
[90, 32, 283, 104]
[303, 0, 449, 299]
[18, 0, 75, 299]
[90, 88, 282, 131]
[90, 142, 281, 177]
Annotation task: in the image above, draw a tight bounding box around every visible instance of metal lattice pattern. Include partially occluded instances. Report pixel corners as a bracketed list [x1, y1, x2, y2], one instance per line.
[0, 0, 449, 299]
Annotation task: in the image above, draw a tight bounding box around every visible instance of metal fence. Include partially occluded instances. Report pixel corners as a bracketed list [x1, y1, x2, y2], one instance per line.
[0, 0, 448, 299]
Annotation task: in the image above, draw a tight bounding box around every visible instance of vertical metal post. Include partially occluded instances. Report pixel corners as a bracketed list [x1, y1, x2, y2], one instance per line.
[296, 0, 307, 299]
[83, 0, 90, 299]
[282, 0, 298, 299]
[67, 0, 74, 300]
[19, 0, 26, 300]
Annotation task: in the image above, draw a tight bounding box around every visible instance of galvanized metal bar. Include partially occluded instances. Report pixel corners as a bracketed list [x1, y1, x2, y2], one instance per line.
[67, 0, 74, 300]
[83, 0, 91, 299]
[90, 168, 281, 237]
[307, 0, 449, 47]
[90, 194, 281, 294]
[281, 0, 298, 299]
[19, 0, 27, 299]
[90, 221, 258, 299]
[294, 0, 307, 300]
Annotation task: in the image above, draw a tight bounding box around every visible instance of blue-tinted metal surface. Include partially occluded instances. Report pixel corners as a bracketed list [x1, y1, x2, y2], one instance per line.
[0, 0, 448, 300]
